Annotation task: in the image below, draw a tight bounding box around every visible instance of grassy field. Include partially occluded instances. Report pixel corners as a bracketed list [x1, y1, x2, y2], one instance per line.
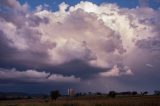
[0, 96, 160, 106]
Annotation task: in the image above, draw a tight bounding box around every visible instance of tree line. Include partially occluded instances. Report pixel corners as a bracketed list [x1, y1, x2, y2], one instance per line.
[0, 90, 160, 101]
[50, 90, 160, 100]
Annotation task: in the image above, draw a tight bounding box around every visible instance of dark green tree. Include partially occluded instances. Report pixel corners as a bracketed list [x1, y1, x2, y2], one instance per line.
[96, 92, 102, 96]
[108, 91, 116, 98]
[154, 90, 160, 95]
[144, 91, 148, 95]
[141, 91, 148, 96]
[132, 91, 138, 95]
[50, 90, 60, 100]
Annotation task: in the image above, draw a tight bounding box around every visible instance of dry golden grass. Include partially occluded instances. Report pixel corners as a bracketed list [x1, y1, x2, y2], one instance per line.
[0, 96, 160, 106]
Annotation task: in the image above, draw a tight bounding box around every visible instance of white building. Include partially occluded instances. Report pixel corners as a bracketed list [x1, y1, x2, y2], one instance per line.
[68, 88, 75, 96]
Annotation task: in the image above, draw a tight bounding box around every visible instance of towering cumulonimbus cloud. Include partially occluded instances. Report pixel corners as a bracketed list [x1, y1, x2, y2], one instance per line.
[0, 0, 160, 91]
[35, 1, 160, 71]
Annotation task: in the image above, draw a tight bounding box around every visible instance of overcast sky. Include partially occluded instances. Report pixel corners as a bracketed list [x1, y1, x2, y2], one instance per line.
[0, 0, 160, 94]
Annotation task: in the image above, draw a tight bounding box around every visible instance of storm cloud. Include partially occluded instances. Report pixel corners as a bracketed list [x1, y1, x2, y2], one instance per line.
[0, 0, 160, 93]
[0, 67, 80, 83]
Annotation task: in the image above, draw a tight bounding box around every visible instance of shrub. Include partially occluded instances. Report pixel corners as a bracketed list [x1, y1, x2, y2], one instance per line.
[50, 90, 60, 100]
